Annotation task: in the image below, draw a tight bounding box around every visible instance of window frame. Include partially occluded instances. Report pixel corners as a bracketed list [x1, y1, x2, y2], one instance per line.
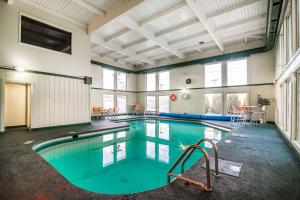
[103, 68, 115, 90]
[102, 94, 114, 109]
[226, 59, 248, 86]
[158, 95, 170, 113]
[146, 73, 157, 91]
[117, 95, 127, 113]
[146, 96, 156, 111]
[225, 92, 249, 114]
[116, 71, 127, 91]
[204, 93, 223, 115]
[204, 62, 222, 88]
[158, 71, 170, 91]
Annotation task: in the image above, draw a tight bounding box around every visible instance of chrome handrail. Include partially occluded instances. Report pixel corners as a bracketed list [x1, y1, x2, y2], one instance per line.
[167, 144, 212, 191]
[181, 138, 219, 177]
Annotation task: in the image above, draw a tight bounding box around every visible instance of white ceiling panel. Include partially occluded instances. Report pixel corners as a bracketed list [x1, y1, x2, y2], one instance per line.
[211, 0, 267, 27]
[125, 0, 184, 23]
[85, 0, 120, 10]
[28, 0, 96, 23]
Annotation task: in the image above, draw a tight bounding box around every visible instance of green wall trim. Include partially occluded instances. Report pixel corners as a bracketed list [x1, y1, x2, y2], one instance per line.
[136, 47, 266, 74]
[91, 47, 267, 74]
[91, 60, 135, 74]
[91, 83, 274, 94]
[91, 87, 137, 93]
[0, 66, 85, 80]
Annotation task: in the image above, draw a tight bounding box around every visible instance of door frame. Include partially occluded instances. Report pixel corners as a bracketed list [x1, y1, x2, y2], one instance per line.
[0, 79, 32, 132]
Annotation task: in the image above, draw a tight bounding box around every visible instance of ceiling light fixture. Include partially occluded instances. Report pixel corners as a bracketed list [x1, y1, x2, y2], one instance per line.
[15, 67, 26, 72]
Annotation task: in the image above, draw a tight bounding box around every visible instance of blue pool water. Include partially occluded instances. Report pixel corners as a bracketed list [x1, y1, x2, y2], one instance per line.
[36, 119, 227, 194]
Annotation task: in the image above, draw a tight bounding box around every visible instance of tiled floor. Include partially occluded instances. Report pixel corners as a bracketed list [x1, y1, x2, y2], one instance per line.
[0, 118, 300, 200]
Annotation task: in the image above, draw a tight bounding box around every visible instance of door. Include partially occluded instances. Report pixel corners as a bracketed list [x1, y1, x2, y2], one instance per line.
[5, 83, 27, 127]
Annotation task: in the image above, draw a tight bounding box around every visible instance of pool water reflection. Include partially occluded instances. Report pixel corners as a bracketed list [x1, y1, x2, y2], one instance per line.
[36, 120, 226, 194]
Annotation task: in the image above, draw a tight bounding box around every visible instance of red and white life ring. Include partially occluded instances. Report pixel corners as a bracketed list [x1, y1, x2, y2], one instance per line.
[170, 94, 177, 101]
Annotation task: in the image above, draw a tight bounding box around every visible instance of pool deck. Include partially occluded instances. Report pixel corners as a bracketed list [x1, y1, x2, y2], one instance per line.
[0, 117, 300, 200]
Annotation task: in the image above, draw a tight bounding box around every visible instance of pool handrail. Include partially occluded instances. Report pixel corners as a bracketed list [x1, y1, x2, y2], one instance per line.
[181, 138, 220, 177]
[167, 144, 212, 191]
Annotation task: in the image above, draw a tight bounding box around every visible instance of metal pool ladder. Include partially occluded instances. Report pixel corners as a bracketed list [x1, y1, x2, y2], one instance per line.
[167, 138, 219, 192]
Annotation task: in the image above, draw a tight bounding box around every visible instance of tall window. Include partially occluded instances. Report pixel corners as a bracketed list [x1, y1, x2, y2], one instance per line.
[103, 69, 115, 89]
[286, 80, 292, 136]
[159, 96, 169, 113]
[158, 71, 169, 90]
[146, 96, 156, 111]
[285, 3, 292, 61]
[227, 59, 247, 86]
[103, 94, 114, 109]
[297, 73, 300, 141]
[147, 73, 156, 91]
[205, 63, 222, 87]
[280, 84, 284, 127]
[117, 72, 126, 90]
[204, 93, 223, 115]
[226, 93, 248, 113]
[117, 95, 127, 113]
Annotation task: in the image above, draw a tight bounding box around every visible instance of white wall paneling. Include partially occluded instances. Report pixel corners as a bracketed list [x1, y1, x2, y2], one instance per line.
[0, 69, 90, 130]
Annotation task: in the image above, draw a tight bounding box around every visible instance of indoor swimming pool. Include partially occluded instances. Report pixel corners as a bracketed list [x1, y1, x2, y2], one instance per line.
[35, 119, 227, 194]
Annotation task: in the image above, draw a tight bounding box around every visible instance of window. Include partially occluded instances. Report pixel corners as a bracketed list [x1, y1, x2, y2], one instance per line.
[280, 84, 285, 127]
[226, 93, 248, 113]
[158, 71, 169, 90]
[204, 93, 223, 115]
[286, 5, 292, 61]
[227, 59, 247, 86]
[147, 73, 156, 91]
[21, 15, 72, 54]
[159, 123, 169, 140]
[103, 134, 114, 142]
[116, 142, 126, 161]
[285, 80, 292, 136]
[103, 69, 115, 89]
[146, 96, 156, 111]
[103, 94, 114, 109]
[146, 141, 155, 159]
[297, 73, 300, 141]
[146, 123, 156, 137]
[159, 96, 169, 113]
[103, 145, 114, 166]
[205, 63, 222, 87]
[117, 72, 127, 90]
[117, 95, 127, 113]
[158, 144, 169, 163]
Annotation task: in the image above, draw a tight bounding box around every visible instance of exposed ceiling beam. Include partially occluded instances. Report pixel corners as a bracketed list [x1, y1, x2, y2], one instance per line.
[88, 0, 144, 33]
[103, 0, 264, 43]
[20, 0, 86, 28]
[104, 1, 187, 42]
[185, 0, 224, 51]
[215, 13, 267, 32]
[91, 35, 155, 65]
[121, 13, 266, 57]
[118, 15, 185, 59]
[206, 0, 260, 19]
[71, 0, 105, 16]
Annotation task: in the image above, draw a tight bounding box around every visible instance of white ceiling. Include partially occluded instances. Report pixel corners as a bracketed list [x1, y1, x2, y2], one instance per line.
[20, 0, 268, 70]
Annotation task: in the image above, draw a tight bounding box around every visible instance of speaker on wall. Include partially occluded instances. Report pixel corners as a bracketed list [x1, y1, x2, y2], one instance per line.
[84, 76, 92, 84]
